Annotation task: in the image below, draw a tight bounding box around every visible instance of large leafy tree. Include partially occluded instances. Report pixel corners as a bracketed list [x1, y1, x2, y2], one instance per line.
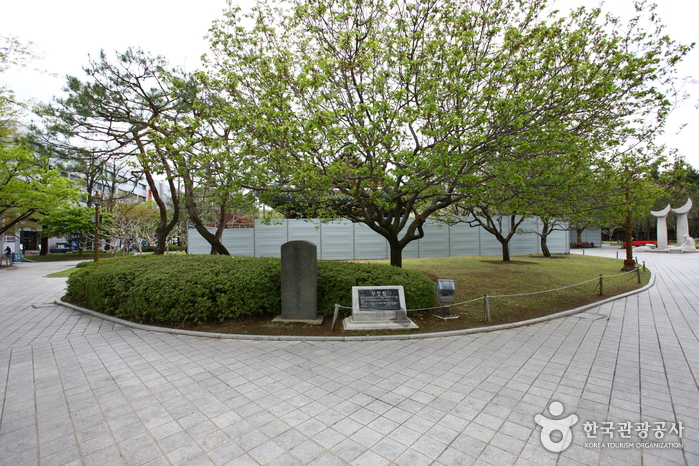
[39, 205, 96, 254]
[0, 137, 79, 236]
[1, 36, 79, 236]
[203, 0, 690, 267]
[44, 49, 182, 255]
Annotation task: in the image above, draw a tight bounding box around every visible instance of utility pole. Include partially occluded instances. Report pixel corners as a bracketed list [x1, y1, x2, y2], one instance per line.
[622, 191, 636, 271]
[93, 201, 100, 262]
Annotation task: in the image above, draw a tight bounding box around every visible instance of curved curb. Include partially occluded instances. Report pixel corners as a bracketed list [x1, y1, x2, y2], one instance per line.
[56, 269, 655, 342]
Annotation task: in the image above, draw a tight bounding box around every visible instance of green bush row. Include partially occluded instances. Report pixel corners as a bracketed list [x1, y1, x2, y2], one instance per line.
[140, 245, 186, 252]
[65, 255, 435, 325]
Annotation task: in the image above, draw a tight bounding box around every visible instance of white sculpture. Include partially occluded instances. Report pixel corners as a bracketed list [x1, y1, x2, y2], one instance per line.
[672, 199, 693, 244]
[681, 234, 696, 252]
[650, 204, 671, 250]
[649, 198, 695, 253]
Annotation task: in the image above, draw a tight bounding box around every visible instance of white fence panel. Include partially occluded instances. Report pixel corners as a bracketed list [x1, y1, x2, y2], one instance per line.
[224, 227, 255, 256]
[320, 220, 356, 260]
[510, 217, 542, 255]
[353, 223, 389, 260]
[417, 223, 450, 258]
[253, 221, 287, 258]
[188, 217, 571, 259]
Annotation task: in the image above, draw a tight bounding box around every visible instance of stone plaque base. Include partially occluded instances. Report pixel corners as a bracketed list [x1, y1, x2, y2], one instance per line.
[342, 315, 418, 330]
[343, 285, 418, 330]
[272, 315, 324, 325]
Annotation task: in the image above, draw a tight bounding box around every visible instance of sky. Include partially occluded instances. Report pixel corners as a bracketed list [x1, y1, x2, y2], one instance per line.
[2, 0, 698, 168]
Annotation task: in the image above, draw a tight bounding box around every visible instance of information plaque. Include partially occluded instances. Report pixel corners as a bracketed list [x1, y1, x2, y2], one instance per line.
[344, 285, 418, 330]
[357, 288, 401, 311]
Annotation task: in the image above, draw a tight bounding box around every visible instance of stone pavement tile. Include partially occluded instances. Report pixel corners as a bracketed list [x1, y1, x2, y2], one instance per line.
[82, 444, 123, 465]
[490, 431, 526, 456]
[264, 453, 304, 466]
[247, 440, 285, 464]
[0, 447, 38, 466]
[206, 441, 244, 464]
[394, 447, 433, 466]
[165, 442, 205, 464]
[352, 449, 393, 466]
[436, 447, 477, 466]
[305, 451, 347, 466]
[479, 443, 519, 466]
[288, 438, 326, 463]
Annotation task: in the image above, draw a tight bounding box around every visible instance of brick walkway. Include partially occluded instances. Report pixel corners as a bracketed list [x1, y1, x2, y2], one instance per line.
[0, 248, 697, 465]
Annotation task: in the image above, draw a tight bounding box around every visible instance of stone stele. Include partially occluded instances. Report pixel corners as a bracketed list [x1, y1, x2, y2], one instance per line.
[275, 240, 322, 324]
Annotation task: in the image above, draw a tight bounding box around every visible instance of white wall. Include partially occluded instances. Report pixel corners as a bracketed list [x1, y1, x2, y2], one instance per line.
[188, 217, 571, 259]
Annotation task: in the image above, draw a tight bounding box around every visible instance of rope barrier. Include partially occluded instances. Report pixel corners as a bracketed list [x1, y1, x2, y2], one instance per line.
[334, 268, 642, 314]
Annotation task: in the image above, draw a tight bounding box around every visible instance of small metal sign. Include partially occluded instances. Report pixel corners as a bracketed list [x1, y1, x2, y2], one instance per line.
[352, 286, 406, 312]
[357, 288, 401, 310]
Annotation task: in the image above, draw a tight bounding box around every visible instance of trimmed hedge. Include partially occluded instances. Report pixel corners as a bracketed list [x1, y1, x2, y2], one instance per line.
[65, 255, 435, 325]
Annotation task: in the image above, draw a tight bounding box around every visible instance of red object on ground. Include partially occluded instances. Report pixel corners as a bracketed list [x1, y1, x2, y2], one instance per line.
[622, 240, 657, 247]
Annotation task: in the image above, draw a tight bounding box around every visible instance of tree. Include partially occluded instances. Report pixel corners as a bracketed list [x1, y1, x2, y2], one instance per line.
[0, 134, 79, 236]
[157, 74, 259, 255]
[104, 201, 159, 253]
[1, 36, 79, 237]
[40, 206, 97, 254]
[44, 48, 182, 255]
[1, 35, 34, 130]
[203, 0, 691, 267]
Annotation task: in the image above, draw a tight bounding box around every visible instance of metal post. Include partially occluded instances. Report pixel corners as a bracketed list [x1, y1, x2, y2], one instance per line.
[636, 267, 641, 284]
[484, 294, 491, 322]
[94, 202, 100, 263]
[331, 304, 340, 332]
[599, 274, 603, 296]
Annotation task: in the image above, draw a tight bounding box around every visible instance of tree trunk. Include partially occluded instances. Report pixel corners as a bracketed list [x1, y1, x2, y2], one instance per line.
[40, 236, 49, 256]
[389, 239, 403, 268]
[186, 201, 230, 255]
[182, 173, 230, 255]
[134, 135, 180, 255]
[500, 240, 511, 262]
[210, 203, 228, 255]
[540, 221, 551, 258]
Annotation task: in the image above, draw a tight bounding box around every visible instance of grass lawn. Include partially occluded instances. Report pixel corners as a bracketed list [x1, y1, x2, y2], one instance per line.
[46, 268, 81, 278]
[28, 251, 131, 262]
[172, 253, 649, 336]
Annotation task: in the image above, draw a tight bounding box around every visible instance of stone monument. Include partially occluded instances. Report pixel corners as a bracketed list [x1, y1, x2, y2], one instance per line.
[672, 198, 693, 245]
[274, 240, 323, 324]
[342, 285, 418, 330]
[650, 204, 671, 250]
[647, 198, 696, 253]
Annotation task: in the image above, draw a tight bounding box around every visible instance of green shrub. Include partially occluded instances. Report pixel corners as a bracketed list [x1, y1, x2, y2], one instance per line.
[65, 255, 435, 325]
[317, 261, 435, 313]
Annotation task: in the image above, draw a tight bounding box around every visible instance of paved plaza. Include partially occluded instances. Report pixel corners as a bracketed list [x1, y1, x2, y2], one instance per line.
[0, 247, 697, 465]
